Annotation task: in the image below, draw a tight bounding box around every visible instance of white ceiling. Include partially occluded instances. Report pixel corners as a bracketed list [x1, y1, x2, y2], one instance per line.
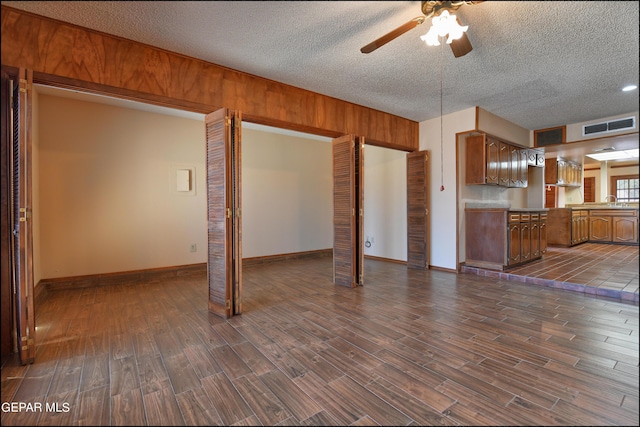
[4, 1, 639, 164]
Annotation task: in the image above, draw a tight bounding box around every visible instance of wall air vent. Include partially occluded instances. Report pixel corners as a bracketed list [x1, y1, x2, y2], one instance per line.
[582, 116, 636, 136]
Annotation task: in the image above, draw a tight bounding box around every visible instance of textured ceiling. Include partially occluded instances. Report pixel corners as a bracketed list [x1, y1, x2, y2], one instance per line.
[2, 1, 639, 132]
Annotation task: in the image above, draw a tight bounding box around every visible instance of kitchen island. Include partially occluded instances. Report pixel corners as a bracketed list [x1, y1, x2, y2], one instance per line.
[465, 205, 549, 271]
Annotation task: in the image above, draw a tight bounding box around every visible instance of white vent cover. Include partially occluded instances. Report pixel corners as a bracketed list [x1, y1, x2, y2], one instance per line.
[582, 116, 636, 136]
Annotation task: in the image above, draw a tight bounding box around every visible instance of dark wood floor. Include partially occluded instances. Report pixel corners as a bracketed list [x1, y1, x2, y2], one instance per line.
[1, 257, 638, 426]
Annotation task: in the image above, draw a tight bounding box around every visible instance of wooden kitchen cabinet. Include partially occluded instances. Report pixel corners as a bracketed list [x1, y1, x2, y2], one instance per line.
[466, 133, 529, 188]
[545, 158, 582, 187]
[465, 207, 548, 270]
[551, 208, 638, 246]
[527, 148, 545, 167]
[589, 209, 638, 244]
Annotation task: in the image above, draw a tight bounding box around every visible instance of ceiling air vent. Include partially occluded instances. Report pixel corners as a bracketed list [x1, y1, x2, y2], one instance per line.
[582, 116, 636, 136]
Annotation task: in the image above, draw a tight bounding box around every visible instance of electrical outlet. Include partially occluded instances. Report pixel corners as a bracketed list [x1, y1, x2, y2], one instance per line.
[190, 244, 197, 252]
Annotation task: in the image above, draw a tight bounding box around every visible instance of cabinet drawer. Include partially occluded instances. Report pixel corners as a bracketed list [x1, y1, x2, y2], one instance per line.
[530, 213, 539, 221]
[520, 213, 530, 222]
[508, 213, 520, 223]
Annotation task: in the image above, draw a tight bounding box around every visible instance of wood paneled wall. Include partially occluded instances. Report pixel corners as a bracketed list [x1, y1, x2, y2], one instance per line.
[1, 6, 418, 151]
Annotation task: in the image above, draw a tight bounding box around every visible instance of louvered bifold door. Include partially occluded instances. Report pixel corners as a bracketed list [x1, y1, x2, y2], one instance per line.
[205, 108, 242, 318]
[355, 137, 364, 286]
[333, 135, 364, 288]
[407, 150, 430, 270]
[12, 69, 36, 364]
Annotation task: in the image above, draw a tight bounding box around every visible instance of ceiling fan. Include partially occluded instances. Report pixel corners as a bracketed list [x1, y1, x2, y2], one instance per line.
[360, 1, 483, 57]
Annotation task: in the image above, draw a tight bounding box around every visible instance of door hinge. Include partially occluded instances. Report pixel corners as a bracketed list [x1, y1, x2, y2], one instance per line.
[19, 207, 30, 222]
[226, 299, 231, 310]
[19, 78, 30, 93]
[425, 208, 429, 216]
[227, 208, 232, 218]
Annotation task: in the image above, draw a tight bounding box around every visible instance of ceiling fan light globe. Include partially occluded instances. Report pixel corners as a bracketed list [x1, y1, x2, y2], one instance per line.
[446, 24, 468, 43]
[420, 27, 441, 46]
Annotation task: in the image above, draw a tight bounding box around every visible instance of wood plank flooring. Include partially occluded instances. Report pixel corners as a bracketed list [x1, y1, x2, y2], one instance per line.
[1, 257, 638, 426]
[462, 243, 639, 303]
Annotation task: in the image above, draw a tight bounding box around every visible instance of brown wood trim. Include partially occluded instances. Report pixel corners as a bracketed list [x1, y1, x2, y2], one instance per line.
[432, 265, 456, 273]
[244, 249, 332, 267]
[41, 250, 337, 291]
[41, 263, 207, 292]
[364, 254, 407, 265]
[1, 5, 418, 151]
[611, 164, 639, 169]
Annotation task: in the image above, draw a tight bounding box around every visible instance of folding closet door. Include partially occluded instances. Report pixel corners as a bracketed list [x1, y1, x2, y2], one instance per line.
[205, 108, 242, 318]
[4, 68, 36, 364]
[332, 135, 364, 287]
[407, 150, 430, 270]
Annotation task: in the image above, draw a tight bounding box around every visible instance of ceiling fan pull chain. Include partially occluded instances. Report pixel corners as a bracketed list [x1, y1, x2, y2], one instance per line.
[440, 41, 445, 192]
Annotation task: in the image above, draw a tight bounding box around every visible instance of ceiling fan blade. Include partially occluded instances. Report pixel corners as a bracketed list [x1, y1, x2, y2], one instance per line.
[449, 17, 472, 58]
[361, 16, 425, 54]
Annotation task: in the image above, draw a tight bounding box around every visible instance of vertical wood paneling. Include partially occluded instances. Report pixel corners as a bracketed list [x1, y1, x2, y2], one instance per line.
[333, 135, 356, 287]
[205, 109, 232, 318]
[0, 6, 418, 150]
[406, 151, 430, 270]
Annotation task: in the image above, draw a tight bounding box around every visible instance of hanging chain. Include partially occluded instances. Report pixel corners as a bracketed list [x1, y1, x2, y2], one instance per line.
[440, 41, 445, 192]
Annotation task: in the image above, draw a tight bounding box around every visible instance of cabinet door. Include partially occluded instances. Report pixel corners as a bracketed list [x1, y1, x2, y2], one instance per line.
[539, 216, 548, 254]
[486, 137, 500, 185]
[499, 142, 511, 187]
[557, 160, 567, 185]
[519, 149, 528, 187]
[589, 216, 611, 242]
[571, 215, 580, 245]
[508, 222, 521, 265]
[521, 221, 531, 261]
[612, 217, 638, 244]
[580, 214, 589, 242]
[530, 220, 540, 258]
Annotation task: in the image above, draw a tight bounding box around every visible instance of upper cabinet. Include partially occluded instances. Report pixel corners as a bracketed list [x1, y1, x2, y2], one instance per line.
[466, 133, 537, 188]
[545, 158, 582, 187]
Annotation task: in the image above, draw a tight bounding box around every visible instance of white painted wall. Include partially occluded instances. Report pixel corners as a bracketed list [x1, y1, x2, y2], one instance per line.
[37, 95, 208, 278]
[241, 128, 333, 258]
[420, 108, 476, 270]
[363, 145, 407, 261]
[35, 94, 333, 279]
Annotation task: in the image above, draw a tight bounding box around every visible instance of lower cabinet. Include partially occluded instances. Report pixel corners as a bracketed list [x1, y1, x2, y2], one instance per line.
[589, 210, 639, 244]
[465, 208, 548, 271]
[547, 208, 588, 246]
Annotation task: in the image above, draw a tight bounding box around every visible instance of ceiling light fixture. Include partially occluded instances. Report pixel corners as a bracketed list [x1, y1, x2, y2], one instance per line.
[586, 148, 639, 161]
[622, 85, 638, 92]
[420, 10, 468, 46]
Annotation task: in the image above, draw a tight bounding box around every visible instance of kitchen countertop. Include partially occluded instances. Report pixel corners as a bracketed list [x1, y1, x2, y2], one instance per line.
[465, 203, 548, 212]
[564, 204, 639, 210]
